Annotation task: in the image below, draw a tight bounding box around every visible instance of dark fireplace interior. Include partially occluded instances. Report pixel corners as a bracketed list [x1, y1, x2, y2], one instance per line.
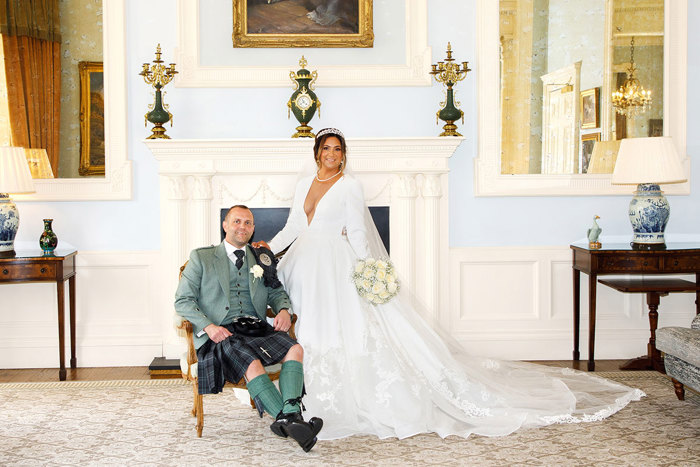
[220, 207, 390, 253]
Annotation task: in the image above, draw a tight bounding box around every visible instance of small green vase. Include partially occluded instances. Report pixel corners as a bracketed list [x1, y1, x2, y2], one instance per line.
[39, 219, 58, 253]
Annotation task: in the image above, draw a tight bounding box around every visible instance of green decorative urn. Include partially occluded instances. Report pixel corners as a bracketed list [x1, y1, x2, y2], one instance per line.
[39, 218, 58, 254]
[139, 44, 178, 139]
[288, 56, 321, 138]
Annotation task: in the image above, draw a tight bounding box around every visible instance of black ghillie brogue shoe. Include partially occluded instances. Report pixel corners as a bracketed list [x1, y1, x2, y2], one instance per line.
[270, 411, 324, 452]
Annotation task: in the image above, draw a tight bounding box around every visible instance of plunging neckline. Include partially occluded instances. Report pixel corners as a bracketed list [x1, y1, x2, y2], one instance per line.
[303, 175, 342, 226]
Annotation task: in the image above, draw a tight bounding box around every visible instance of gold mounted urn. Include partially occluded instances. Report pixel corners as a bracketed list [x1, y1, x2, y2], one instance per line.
[288, 56, 321, 138]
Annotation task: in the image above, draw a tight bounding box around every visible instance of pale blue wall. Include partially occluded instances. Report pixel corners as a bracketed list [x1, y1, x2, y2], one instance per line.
[14, 0, 699, 250]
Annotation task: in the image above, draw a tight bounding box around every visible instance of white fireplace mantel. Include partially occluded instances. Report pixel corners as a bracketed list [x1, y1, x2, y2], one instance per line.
[145, 136, 463, 357]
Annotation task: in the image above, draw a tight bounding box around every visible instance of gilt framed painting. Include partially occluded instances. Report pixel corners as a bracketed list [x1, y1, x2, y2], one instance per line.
[233, 0, 374, 48]
[78, 61, 105, 176]
[580, 87, 600, 129]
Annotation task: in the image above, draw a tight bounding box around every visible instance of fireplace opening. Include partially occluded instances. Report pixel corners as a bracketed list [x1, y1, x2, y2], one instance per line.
[220, 207, 390, 253]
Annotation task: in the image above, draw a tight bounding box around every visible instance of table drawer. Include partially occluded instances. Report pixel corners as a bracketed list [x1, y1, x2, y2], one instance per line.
[597, 255, 659, 272]
[0, 263, 56, 280]
[661, 255, 700, 272]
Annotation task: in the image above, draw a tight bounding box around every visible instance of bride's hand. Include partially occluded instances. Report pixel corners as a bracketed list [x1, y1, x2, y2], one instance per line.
[252, 240, 270, 250]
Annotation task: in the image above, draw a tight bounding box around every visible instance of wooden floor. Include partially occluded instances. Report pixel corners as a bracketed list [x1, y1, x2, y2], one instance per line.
[0, 360, 628, 383]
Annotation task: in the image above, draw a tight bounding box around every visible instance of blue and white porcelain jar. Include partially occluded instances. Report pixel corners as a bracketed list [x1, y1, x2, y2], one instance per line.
[628, 183, 669, 244]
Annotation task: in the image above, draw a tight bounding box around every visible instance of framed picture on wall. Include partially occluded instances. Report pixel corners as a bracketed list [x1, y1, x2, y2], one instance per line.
[232, 0, 374, 48]
[580, 88, 600, 129]
[581, 132, 600, 174]
[648, 118, 663, 137]
[78, 61, 105, 176]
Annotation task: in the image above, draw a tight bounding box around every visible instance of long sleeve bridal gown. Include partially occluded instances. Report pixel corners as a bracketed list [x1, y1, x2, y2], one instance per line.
[268, 174, 643, 440]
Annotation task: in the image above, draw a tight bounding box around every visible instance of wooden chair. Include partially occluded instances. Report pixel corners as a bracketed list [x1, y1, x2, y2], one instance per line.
[175, 261, 297, 437]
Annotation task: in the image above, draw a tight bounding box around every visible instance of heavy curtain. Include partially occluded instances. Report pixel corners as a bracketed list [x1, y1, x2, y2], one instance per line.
[1, 0, 61, 175]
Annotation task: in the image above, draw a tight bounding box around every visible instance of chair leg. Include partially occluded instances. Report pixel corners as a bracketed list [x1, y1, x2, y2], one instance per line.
[196, 393, 204, 437]
[191, 381, 198, 417]
[671, 378, 685, 401]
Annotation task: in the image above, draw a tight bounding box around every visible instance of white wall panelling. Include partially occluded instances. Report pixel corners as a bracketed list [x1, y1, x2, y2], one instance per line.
[448, 246, 698, 360]
[0, 251, 160, 368]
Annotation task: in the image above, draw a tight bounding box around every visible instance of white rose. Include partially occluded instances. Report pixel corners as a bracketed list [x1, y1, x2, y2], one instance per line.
[366, 258, 376, 265]
[375, 269, 386, 281]
[366, 293, 376, 302]
[387, 282, 398, 293]
[250, 265, 264, 280]
[386, 274, 395, 283]
[375, 260, 388, 269]
[354, 278, 365, 289]
[354, 261, 365, 273]
[379, 291, 390, 299]
[361, 279, 372, 291]
[372, 282, 386, 294]
[363, 267, 375, 279]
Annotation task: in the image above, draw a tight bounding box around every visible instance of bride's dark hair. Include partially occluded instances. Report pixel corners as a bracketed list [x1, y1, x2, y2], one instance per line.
[313, 128, 347, 167]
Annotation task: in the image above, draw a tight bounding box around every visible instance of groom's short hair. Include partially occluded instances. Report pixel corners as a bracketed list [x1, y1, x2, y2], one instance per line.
[225, 204, 253, 222]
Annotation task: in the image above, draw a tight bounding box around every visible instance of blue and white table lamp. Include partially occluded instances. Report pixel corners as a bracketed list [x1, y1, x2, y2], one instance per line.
[0, 147, 35, 257]
[611, 137, 686, 245]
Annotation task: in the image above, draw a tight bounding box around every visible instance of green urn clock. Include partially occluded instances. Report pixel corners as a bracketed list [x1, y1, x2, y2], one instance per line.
[288, 56, 321, 138]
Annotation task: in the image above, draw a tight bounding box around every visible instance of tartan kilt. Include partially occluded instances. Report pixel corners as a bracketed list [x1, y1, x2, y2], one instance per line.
[196, 323, 297, 395]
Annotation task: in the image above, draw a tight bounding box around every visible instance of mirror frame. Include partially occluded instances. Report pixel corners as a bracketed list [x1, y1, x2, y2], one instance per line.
[474, 0, 688, 196]
[16, 1, 131, 201]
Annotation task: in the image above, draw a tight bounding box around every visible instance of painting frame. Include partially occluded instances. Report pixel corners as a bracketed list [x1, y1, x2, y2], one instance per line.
[233, 0, 374, 48]
[580, 87, 600, 129]
[580, 132, 601, 174]
[648, 118, 663, 137]
[78, 61, 105, 176]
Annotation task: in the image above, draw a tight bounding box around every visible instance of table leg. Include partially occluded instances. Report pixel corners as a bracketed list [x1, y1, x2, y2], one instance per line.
[620, 292, 662, 371]
[69, 275, 76, 369]
[696, 273, 699, 316]
[646, 292, 663, 371]
[57, 279, 66, 381]
[588, 273, 597, 371]
[573, 268, 580, 361]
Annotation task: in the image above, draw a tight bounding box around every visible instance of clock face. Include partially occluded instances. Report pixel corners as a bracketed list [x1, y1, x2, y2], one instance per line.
[295, 93, 313, 110]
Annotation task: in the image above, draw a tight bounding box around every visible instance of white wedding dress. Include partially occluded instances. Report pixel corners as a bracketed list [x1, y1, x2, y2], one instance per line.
[268, 174, 644, 440]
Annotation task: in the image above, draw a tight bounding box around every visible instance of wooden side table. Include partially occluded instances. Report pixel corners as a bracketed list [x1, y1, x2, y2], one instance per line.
[571, 241, 700, 371]
[597, 278, 700, 372]
[0, 248, 77, 381]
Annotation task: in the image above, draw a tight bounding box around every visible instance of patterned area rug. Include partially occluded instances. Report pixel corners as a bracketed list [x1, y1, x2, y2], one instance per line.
[0, 372, 697, 466]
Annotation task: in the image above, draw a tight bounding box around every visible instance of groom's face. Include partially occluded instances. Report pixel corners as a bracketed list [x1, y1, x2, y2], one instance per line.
[223, 207, 255, 248]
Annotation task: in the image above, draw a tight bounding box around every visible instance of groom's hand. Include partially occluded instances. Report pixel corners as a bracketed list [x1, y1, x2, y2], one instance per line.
[204, 324, 232, 343]
[252, 240, 270, 250]
[273, 309, 292, 332]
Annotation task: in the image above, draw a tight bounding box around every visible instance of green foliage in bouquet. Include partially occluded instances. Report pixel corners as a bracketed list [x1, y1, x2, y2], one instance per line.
[352, 258, 400, 305]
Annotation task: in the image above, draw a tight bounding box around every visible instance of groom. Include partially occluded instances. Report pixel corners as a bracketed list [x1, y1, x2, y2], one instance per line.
[175, 205, 323, 452]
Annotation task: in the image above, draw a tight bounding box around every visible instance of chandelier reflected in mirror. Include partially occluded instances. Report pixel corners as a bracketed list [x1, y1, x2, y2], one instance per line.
[612, 37, 652, 117]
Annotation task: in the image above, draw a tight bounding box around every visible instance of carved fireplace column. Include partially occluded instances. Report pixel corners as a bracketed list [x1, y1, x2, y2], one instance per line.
[189, 175, 213, 251]
[421, 173, 443, 319]
[394, 173, 418, 294]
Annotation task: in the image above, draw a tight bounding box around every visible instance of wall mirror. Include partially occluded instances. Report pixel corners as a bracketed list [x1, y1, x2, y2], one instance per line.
[16, 0, 131, 201]
[475, 0, 688, 196]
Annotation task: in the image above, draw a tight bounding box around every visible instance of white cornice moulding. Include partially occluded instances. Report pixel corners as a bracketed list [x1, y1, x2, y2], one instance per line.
[15, 0, 132, 202]
[175, 0, 431, 87]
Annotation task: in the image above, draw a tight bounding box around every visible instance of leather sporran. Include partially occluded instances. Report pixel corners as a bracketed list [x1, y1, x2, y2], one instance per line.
[232, 315, 274, 337]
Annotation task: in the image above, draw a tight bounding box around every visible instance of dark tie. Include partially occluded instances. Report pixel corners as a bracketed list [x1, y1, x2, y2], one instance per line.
[234, 250, 245, 269]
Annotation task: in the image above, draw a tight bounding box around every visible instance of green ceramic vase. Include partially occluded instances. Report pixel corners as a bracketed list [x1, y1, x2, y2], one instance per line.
[39, 218, 58, 253]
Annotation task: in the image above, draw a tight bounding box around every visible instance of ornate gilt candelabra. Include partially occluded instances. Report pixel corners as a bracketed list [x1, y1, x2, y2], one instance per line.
[139, 44, 178, 139]
[430, 43, 471, 137]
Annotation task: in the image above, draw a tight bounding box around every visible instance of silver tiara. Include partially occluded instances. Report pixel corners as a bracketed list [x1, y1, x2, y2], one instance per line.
[316, 128, 345, 140]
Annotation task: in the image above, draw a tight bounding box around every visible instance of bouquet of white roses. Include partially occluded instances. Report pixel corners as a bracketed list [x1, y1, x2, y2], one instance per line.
[352, 257, 400, 305]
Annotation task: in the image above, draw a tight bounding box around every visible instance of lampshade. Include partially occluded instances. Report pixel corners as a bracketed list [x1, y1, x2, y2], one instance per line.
[24, 148, 54, 179]
[611, 137, 686, 185]
[0, 146, 35, 193]
[588, 140, 621, 174]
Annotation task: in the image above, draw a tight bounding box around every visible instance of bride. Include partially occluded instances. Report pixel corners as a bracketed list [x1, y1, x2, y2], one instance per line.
[258, 128, 644, 440]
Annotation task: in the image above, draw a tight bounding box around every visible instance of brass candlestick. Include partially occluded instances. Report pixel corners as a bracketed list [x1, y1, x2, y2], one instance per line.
[139, 44, 178, 139]
[429, 43, 471, 137]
